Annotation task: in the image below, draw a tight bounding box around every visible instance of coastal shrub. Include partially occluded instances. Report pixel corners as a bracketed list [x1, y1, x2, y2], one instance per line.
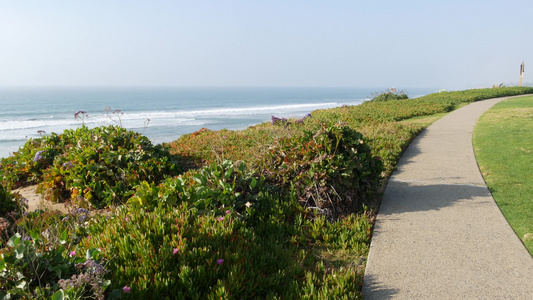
[128, 160, 281, 223]
[81, 205, 302, 298]
[167, 121, 307, 171]
[0, 125, 179, 208]
[0, 209, 116, 299]
[368, 88, 409, 102]
[360, 122, 425, 175]
[257, 124, 383, 218]
[0, 185, 28, 243]
[0, 184, 19, 218]
[80, 203, 366, 299]
[0, 141, 58, 189]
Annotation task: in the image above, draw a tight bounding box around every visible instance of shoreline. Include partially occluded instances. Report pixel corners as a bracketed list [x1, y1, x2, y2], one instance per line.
[0, 86, 437, 159]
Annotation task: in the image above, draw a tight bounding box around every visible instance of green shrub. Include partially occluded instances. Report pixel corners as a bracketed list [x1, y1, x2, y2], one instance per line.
[0, 184, 19, 218]
[368, 89, 409, 102]
[128, 160, 280, 223]
[81, 203, 366, 299]
[0, 142, 58, 190]
[257, 124, 383, 218]
[0, 125, 179, 208]
[0, 209, 114, 299]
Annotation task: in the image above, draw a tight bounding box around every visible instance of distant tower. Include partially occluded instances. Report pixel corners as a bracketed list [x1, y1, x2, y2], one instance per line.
[519, 61, 525, 86]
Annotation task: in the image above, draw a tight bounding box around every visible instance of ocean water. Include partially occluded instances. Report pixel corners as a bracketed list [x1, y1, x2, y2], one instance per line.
[0, 87, 435, 158]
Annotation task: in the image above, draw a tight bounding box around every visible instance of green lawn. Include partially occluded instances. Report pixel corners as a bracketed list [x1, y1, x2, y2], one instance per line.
[473, 95, 533, 255]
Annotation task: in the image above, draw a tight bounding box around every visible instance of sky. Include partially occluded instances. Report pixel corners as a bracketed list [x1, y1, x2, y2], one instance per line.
[1, 0, 532, 90]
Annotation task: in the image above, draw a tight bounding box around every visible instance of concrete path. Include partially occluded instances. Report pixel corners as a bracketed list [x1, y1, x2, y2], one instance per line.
[362, 96, 533, 299]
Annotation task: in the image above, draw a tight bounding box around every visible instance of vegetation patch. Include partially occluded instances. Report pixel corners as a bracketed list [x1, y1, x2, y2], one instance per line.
[473, 95, 533, 255]
[0, 125, 179, 208]
[257, 124, 383, 218]
[1, 86, 532, 298]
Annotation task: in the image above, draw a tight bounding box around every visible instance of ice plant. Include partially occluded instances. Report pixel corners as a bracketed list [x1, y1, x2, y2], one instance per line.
[173, 248, 179, 255]
[216, 259, 224, 265]
[225, 210, 230, 214]
[217, 217, 224, 221]
[123, 286, 131, 293]
[69, 251, 76, 257]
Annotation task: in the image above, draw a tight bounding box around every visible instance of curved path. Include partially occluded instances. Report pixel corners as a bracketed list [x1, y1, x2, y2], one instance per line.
[362, 96, 533, 299]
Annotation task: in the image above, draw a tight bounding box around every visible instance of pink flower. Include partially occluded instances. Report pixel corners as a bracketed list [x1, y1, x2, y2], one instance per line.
[217, 217, 224, 221]
[173, 248, 179, 255]
[123, 286, 131, 293]
[225, 210, 230, 215]
[216, 259, 224, 265]
[69, 251, 76, 257]
[125, 217, 130, 221]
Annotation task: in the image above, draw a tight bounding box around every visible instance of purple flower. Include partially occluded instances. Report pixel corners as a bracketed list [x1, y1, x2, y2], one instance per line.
[33, 150, 45, 162]
[123, 286, 131, 293]
[74, 111, 86, 119]
[19, 198, 29, 207]
[74, 208, 89, 215]
[296, 113, 312, 124]
[62, 161, 74, 169]
[69, 251, 76, 257]
[225, 210, 230, 215]
[173, 248, 179, 255]
[272, 115, 289, 126]
[216, 259, 224, 265]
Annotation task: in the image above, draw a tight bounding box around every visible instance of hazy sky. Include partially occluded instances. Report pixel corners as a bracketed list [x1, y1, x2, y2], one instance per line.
[1, 1, 531, 90]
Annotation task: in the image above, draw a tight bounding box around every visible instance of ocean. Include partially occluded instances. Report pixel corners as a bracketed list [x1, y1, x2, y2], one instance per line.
[0, 86, 436, 158]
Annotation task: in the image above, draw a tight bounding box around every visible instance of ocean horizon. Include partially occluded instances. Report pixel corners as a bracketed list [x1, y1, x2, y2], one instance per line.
[0, 86, 437, 158]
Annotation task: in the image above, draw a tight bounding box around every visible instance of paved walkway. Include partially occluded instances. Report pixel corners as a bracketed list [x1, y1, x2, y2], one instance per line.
[362, 96, 533, 299]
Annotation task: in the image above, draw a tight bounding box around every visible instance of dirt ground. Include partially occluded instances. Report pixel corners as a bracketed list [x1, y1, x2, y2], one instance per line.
[14, 185, 113, 216]
[15, 185, 70, 214]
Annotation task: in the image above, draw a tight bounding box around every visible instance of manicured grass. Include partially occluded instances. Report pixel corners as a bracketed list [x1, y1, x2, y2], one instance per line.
[473, 95, 533, 255]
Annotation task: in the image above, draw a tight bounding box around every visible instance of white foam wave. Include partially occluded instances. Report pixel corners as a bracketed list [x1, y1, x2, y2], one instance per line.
[0, 101, 355, 132]
[0, 100, 363, 150]
[122, 102, 346, 120]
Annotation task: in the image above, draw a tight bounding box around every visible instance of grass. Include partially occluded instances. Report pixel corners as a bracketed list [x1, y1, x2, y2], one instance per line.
[473, 95, 533, 255]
